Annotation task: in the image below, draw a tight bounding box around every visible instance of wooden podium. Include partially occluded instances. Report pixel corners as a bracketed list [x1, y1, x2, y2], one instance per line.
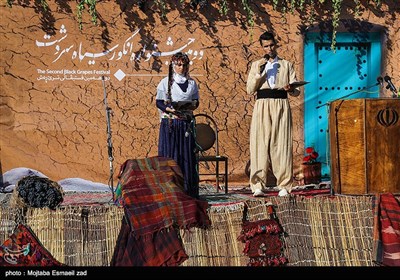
[329, 98, 400, 194]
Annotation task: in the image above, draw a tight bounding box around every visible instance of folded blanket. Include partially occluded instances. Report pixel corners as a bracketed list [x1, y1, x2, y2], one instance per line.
[111, 156, 211, 266]
[373, 193, 400, 266]
[115, 156, 210, 237]
[110, 218, 188, 266]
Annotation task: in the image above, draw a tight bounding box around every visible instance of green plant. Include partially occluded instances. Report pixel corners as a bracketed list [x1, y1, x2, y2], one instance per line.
[241, 0, 254, 28]
[77, 0, 98, 30]
[330, 0, 343, 50]
[155, 0, 167, 19]
[7, 0, 48, 10]
[218, 0, 229, 15]
[40, 0, 49, 11]
[5, 0, 389, 48]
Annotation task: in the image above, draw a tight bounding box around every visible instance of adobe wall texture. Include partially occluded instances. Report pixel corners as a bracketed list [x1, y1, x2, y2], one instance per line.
[1, 1, 399, 185]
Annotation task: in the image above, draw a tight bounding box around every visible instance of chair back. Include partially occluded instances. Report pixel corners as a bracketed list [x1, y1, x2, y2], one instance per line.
[193, 113, 228, 193]
[194, 114, 219, 156]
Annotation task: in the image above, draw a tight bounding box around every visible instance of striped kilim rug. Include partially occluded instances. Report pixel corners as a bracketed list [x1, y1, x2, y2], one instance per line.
[61, 192, 114, 206]
[200, 184, 331, 206]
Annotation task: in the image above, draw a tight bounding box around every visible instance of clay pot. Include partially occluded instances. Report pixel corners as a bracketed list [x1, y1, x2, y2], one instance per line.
[302, 162, 321, 185]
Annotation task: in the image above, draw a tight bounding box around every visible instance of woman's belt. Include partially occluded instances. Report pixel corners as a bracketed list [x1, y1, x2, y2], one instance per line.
[161, 113, 182, 120]
[161, 112, 193, 121]
[256, 89, 287, 99]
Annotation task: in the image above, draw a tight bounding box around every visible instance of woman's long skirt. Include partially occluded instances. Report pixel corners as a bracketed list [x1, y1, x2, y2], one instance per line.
[158, 118, 199, 198]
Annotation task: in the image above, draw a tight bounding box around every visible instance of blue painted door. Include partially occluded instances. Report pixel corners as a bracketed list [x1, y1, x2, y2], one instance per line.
[304, 32, 381, 179]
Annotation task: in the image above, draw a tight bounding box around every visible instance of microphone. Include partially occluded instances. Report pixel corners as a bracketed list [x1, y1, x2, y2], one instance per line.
[258, 54, 270, 75]
[377, 76, 383, 86]
[384, 75, 397, 96]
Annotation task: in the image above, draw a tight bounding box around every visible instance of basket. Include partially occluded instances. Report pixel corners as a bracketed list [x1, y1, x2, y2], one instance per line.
[10, 176, 64, 210]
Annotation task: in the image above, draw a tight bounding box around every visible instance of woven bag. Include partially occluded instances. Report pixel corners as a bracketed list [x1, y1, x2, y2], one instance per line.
[11, 176, 64, 210]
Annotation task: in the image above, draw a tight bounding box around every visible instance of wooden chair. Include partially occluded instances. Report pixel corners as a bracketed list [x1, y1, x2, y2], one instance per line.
[194, 113, 228, 193]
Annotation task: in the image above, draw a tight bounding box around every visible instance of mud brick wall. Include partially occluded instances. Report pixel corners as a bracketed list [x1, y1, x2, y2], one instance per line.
[1, 1, 399, 185]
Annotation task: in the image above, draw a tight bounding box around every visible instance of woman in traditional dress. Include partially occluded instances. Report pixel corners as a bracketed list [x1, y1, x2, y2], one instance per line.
[156, 52, 200, 198]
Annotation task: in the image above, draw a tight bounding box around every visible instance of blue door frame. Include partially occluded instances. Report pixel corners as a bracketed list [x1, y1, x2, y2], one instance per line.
[304, 32, 381, 179]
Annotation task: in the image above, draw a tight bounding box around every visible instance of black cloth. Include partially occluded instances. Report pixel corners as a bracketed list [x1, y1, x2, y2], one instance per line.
[256, 89, 287, 99]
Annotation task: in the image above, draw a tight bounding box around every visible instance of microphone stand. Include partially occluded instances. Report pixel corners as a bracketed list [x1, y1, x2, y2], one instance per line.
[102, 76, 115, 201]
[316, 82, 379, 109]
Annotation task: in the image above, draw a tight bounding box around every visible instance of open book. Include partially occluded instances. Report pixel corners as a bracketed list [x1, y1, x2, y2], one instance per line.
[171, 100, 197, 111]
[290, 81, 310, 88]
